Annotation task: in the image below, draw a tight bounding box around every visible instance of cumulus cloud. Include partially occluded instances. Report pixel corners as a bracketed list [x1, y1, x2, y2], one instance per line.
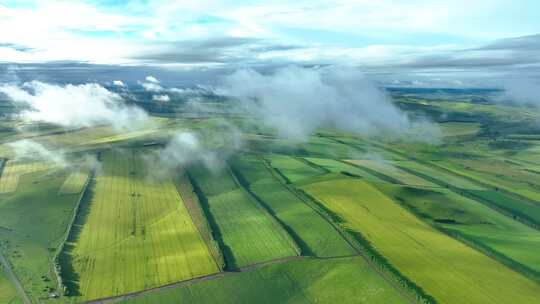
[139, 75, 163, 92]
[219, 66, 412, 139]
[152, 94, 170, 102]
[145, 75, 159, 83]
[0, 81, 149, 130]
[113, 80, 125, 87]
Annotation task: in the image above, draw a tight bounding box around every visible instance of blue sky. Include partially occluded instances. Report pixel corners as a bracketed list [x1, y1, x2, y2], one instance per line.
[0, 0, 539, 87]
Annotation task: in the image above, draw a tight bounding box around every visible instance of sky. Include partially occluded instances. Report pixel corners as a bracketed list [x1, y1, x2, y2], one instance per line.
[0, 0, 539, 87]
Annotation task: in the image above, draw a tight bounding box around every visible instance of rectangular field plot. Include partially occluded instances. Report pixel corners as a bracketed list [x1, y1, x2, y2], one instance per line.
[395, 160, 486, 190]
[304, 157, 382, 181]
[124, 257, 407, 304]
[345, 159, 437, 187]
[379, 184, 540, 275]
[231, 156, 355, 257]
[61, 150, 219, 301]
[0, 161, 50, 193]
[302, 179, 540, 304]
[189, 165, 298, 268]
[264, 155, 325, 183]
[59, 171, 89, 194]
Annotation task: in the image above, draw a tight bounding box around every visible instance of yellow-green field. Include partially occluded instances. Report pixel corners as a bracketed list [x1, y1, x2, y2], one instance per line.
[0, 161, 50, 193]
[345, 159, 437, 187]
[62, 149, 219, 301]
[59, 171, 90, 194]
[302, 178, 540, 304]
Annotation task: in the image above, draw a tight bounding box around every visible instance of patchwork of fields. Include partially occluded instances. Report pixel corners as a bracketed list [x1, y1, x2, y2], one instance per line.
[1, 94, 540, 304]
[302, 179, 540, 303]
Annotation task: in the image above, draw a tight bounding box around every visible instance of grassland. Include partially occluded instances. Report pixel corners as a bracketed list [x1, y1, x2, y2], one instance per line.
[0, 265, 21, 304]
[60, 149, 218, 301]
[189, 165, 298, 268]
[264, 155, 324, 183]
[302, 178, 540, 303]
[123, 257, 407, 304]
[379, 184, 540, 277]
[59, 171, 89, 194]
[0, 166, 81, 301]
[230, 155, 355, 257]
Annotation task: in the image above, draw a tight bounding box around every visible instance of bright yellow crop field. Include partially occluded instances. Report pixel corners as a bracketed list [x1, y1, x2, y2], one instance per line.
[63, 150, 219, 301]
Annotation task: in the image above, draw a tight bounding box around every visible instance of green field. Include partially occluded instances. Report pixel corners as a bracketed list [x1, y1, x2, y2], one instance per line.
[60, 149, 219, 301]
[230, 155, 355, 257]
[0, 161, 50, 193]
[302, 178, 540, 303]
[303, 157, 383, 181]
[0, 165, 81, 301]
[264, 155, 324, 183]
[0, 265, 21, 304]
[123, 257, 407, 304]
[439, 122, 480, 137]
[189, 165, 298, 268]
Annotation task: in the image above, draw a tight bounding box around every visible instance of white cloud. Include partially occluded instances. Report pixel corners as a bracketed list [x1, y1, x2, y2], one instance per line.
[220, 66, 413, 140]
[145, 75, 160, 83]
[0, 81, 149, 130]
[113, 80, 125, 87]
[152, 94, 170, 102]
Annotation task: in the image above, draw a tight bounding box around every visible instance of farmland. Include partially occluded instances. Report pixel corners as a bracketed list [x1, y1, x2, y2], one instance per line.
[59, 149, 219, 301]
[302, 179, 540, 303]
[1, 86, 540, 304]
[0, 161, 50, 193]
[188, 165, 298, 268]
[59, 171, 89, 194]
[230, 155, 355, 257]
[123, 257, 407, 304]
[379, 184, 540, 277]
[0, 164, 81, 301]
